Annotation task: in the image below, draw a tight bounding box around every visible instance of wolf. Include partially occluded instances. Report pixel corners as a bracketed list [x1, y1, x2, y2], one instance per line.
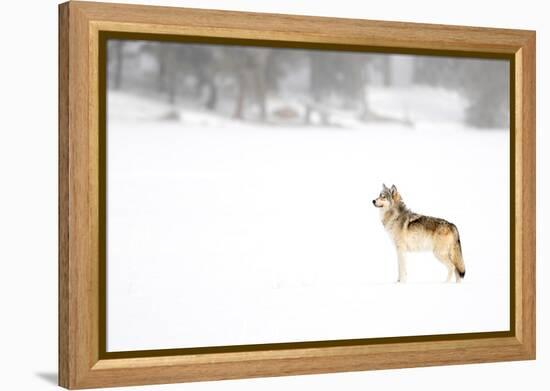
[372, 184, 465, 283]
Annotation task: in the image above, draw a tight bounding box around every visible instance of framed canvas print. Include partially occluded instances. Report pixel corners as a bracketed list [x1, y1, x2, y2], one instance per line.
[58, 1, 536, 389]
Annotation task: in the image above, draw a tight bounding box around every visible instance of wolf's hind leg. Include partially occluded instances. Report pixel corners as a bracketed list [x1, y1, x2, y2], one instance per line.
[434, 249, 455, 283]
[445, 263, 456, 283]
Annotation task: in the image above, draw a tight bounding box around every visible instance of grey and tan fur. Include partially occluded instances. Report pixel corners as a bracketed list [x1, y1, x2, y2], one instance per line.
[372, 184, 466, 283]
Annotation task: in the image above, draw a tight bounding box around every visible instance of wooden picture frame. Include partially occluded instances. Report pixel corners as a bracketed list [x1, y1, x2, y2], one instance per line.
[59, 1, 536, 389]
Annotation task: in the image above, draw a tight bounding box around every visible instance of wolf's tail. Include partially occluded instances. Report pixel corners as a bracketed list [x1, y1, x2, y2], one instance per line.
[450, 225, 466, 279]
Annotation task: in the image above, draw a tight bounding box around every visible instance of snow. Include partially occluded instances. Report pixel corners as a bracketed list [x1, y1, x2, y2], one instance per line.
[368, 85, 467, 123]
[106, 90, 509, 352]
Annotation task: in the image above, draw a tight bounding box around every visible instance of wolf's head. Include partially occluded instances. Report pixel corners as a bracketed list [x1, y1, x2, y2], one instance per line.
[372, 184, 402, 209]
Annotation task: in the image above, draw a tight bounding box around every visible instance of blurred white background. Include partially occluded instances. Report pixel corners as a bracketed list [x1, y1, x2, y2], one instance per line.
[106, 47, 510, 351]
[0, 0, 546, 390]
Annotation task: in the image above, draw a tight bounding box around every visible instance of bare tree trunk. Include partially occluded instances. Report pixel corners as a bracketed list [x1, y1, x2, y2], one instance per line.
[157, 46, 167, 93]
[359, 63, 370, 121]
[309, 53, 322, 103]
[113, 41, 124, 90]
[304, 105, 312, 125]
[165, 47, 178, 105]
[168, 74, 176, 105]
[233, 72, 246, 119]
[255, 51, 271, 121]
[196, 76, 218, 110]
[255, 70, 267, 121]
[382, 56, 392, 86]
[205, 80, 218, 110]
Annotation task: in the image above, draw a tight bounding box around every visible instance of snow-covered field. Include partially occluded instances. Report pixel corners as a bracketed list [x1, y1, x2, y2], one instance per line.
[106, 91, 509, 352]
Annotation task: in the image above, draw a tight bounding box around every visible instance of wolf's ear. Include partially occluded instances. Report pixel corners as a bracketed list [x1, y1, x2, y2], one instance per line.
[391, 185, 401, 201]
[382, 183, 388, 190]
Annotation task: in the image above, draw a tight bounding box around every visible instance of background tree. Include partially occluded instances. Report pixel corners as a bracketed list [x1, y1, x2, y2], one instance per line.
[108, 40, 125, 90]
[414, 57, 509, 128]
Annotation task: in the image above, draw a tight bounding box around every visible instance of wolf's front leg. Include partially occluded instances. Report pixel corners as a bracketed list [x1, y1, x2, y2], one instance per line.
[397, 250, 407, 283]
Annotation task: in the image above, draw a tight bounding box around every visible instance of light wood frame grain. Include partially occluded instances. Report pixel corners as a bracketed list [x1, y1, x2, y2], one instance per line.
[59, 1, 536, 389]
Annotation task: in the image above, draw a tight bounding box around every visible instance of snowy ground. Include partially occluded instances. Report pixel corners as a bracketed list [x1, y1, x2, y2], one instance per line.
[106, 91, 510, 352]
